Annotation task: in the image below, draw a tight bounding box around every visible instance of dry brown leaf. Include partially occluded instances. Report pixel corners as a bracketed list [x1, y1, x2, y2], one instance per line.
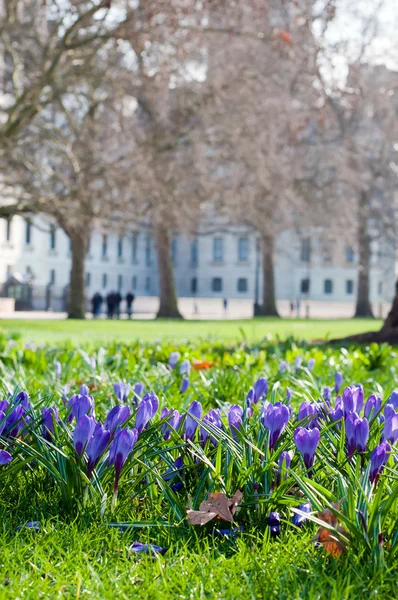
[187, 491, 243, 526]
[314, 501, 348, 557]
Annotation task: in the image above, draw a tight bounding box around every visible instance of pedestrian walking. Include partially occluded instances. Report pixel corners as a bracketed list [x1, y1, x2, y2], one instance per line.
[126, 291, 135, 319]
[106, 291, 115, 319]
[114, 291, 122, 319]
[91, 292, 103, 318]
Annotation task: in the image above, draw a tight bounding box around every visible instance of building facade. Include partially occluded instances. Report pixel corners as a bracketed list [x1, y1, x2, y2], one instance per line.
[0, 214, 395, 311]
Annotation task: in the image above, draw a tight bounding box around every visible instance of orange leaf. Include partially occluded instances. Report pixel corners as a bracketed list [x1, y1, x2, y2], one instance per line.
[192, 360, 216, 370]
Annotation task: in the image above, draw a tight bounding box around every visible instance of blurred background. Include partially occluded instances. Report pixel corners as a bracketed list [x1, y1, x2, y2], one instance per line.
[0, 0, 398, 323]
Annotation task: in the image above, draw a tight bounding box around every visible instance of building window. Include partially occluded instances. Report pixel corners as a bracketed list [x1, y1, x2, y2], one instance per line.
[345, 245, 355, 263]
[300, 238, 311, 263]
[50, 226, 56, 250]
[238, 237, 249, 261]
[378, 281, 383, 296]
[6, 217, 12, 242]
[323, 245, 332, 264]
[213, 237, 224, 262]
[118, 275, 123, 291]
[300, 278, 310, 294]
[171, 236, 177, 265]
[118, 236, 123, 258]
[145, 276, 151, 291]
[191, 277, 198, 295]
[132, 275, 137, 290]
[102, 234, 108, 258]
[86, 272, 91, 287]
[25, 220, 32, 245]
[212, 277, 223, 292]
[49, 269, 56, 285]
[102, 273, 107, 289]
[191, 238, 198, 265]
[346, 279, 354, 295]
[324, 279, 333, 294]
[145, 235, 152, 266]
[237, 277, 248, 292]
[132, 233, 138, 264]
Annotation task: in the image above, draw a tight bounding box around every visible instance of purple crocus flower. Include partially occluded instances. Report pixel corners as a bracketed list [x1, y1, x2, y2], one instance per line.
[253, 377, 268, 404]
[266, 512, 281, 537]
[286, 387, 292, 403]
[307, 358, 316, 371]
[323, 387, 332, 407]
[16, 521, 40, 532]
[80, 384, 89, 396]
[294, 427, 320, 471]
[129, 542, 167, 555]
[168, 352, 180, 369]
[184, 401, 202, 440]
[294, 356, 302, 372]
[263, 403, 289, 450]
[364, 395, 382, 421]
[108, 428, 138, 492]
[135, 394, 159, 433]
[67, 394, 94, 423]
[180, 377, 190, 394]
[297, 402, 317, 427]
[342, 385, 364, 416]
[15, 391, 30, 410]
[0, 450, 12, 465]
[383, 411, 398, 444]
[42, 406, 59, 441]
[160, 407, 180, 440]
[346, 414, 369, 455]
[387, 391, 398, 410]
[279, 361, 287, 374]
[87, 424, 111, 478]
[0, 400, 9, 413]
[369, 441, 391, 483]
[0, 410, 6, 436]
[201, 409, 222, 444]
[104, 405, 131, 432]
[73, 415, 96, 455]
[228, 405, 243, 438]
[292, 502, 311, 527]
[114, 383, 131, 402]
[246, 388, 254, 416]
[4, 404, 26, 438]
[330, 396, 344, 422]
[334, 372, 343, 394]
[54, 361, 62, 377]
[133, 382, 144, 400]
[179, 359, 191, 376]
[276, 450, 291, 485]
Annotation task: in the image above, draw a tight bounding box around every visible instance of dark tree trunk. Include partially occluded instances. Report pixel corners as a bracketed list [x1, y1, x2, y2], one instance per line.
[68, 230, 88, 319]
[155, 225, 182, 319]
[258, 234, 279, 317]
[354, 191, 374, 318]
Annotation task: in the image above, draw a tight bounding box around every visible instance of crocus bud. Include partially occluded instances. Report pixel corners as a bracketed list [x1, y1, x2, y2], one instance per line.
[73, 415, 96, 455]
[104, 405, 131, 432]
[294, 427, 320, 471]
[307, 358, 315, 371]
[263, 404, 289, 450]
[228, 405, 243, 439]
[114, 383, 131, 402]
[54, 361, 62, 377]
[108, 428, 138, 492]
[267, 512, 281, 537]
[364, 395, 382, 420]
[133, 382, 144, 399]
[168, 352, 180, 369]
[0, 450, 12, 465]
[184, 401, 202, 440]
[253, 377, 268, 403]
[292, 503, 311, 528]
[42, 406, 59, 441]
[80, 384, 89, 396]
[179, 359, 191, 376]
[180, 377, 190, 394]
[369, 441, 390, 484]
[334, 372, 343, 394]
[87, 425, 111, 478]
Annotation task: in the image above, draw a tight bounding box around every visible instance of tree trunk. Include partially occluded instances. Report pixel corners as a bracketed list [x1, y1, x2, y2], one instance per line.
[155, 225, 182, 319]
[354, 191, 374, 318]
[259, 234, 279, 317]
[68, 230, 88, 319]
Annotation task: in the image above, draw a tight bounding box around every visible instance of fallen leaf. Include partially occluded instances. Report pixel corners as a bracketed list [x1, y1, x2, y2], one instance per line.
[314, 502, 348, 557]
[192, 360, 216, 370]
[187, 491, 243, 526]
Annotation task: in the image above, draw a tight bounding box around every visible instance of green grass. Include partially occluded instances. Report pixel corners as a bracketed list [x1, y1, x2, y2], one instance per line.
[1, 521, 396, 599]
[0, 317, 382, 344]
[0, 332, 397, 599]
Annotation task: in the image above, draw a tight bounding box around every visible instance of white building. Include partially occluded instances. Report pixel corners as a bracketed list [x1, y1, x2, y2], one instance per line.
[0, 214, 394, 312]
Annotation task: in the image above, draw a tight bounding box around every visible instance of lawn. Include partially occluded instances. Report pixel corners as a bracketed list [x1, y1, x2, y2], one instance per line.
[0, 331, 397, 599]
[0, 316, 383, 344]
